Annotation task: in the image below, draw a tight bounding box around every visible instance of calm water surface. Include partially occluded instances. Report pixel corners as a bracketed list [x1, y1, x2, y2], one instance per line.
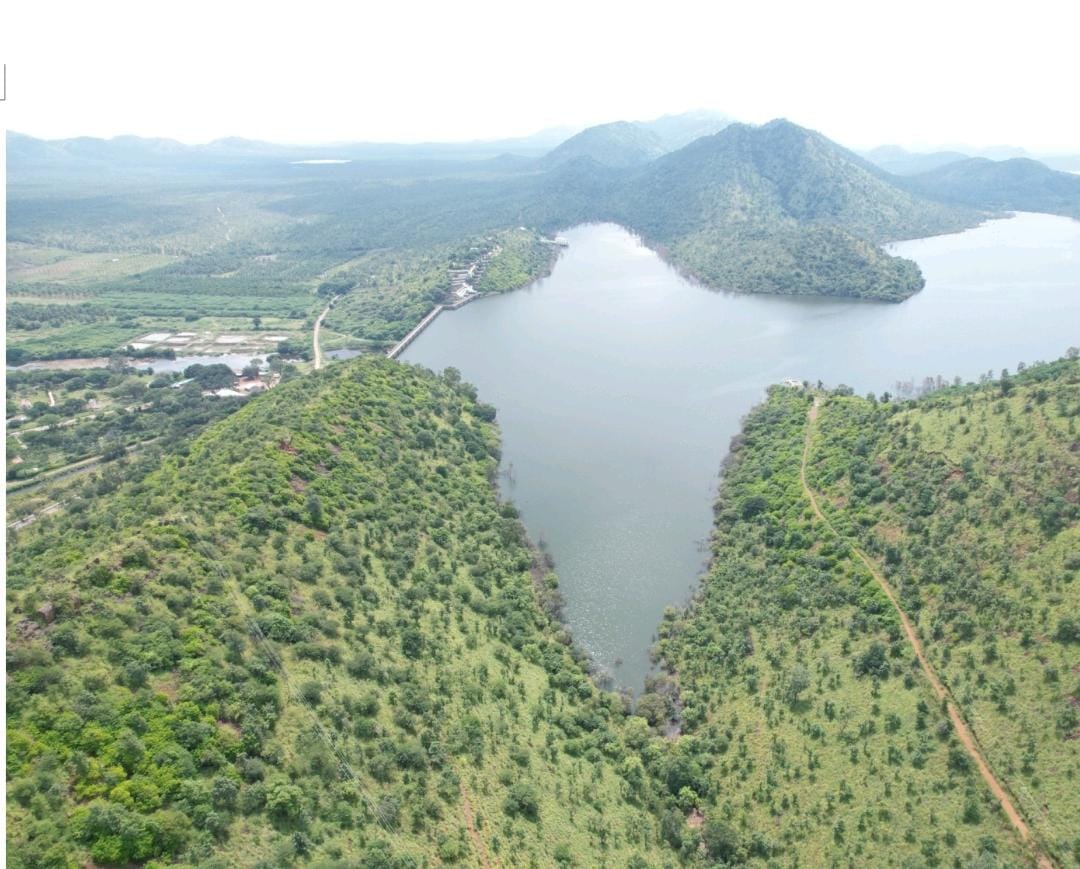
[402, 213, 1080, 689]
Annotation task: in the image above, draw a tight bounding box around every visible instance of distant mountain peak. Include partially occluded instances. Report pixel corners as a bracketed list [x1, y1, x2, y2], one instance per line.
[541, 121, 666, 169]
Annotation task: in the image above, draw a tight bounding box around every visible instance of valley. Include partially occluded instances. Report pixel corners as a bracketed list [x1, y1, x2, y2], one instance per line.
[6, 112, 1080, 868]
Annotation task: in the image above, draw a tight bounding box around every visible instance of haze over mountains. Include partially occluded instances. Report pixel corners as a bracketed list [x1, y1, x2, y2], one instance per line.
[897, 157, 1080, 219]
[8, 110, 1080, 304]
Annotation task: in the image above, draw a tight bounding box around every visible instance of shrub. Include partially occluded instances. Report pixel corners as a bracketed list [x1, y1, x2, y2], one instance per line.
[503, 782, 540, 820]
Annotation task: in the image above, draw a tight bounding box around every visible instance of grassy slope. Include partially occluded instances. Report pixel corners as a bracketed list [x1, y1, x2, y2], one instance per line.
[807, 358, 1080, 866]
[655, 380, 1074, 866]
[6, 359, 671, 868]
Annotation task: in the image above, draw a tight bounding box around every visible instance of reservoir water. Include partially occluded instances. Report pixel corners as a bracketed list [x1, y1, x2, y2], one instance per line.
[401, 213, 1080, 689]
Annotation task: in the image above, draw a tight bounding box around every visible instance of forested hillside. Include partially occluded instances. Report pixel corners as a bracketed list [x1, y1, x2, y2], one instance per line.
[6, 359, 672, 867]
[656, 357, 1079, 867]
[606, 120, 984, 300]
[899, 157, 1080, 219]
[541, 122, 666, 169]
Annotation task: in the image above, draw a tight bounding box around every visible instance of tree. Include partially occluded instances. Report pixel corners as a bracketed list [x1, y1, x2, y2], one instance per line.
[855, 642, 889, 678]
[503, 782, 539, 820]
[266, 780, 306, 821]
[740, 495, 769, 519]
[702, 818, 740, 862]
[635, 692, 669, 726]
[1055, 617, 1080, 644]
[785, 664, 811, 706]
[184, 364, 234, 390]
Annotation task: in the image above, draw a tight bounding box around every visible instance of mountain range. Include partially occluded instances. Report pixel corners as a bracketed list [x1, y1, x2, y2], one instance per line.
[9, 112, 1080, 302]
[898, 156, 1080, 219]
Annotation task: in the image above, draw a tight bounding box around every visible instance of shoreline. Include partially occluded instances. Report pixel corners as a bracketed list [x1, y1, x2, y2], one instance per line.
[387, 242, 564, 360]
[384, 296, 476, 360]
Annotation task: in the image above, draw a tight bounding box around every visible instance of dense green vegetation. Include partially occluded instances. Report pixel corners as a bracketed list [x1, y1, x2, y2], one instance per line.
[471, 230, 556, 295]
[319, 230, 555, 347]
[6, 359, 675, 867]
[660, 221, 924, 301]
[605, 120, 984, 300]
[5, 188, 318, 363]
[8, 117, 1080, 867]
[898, 157, 1080, 219]
[318, 248, 453, 347]
[7, 342, 1078, 866]
[807, 357, 1080, 865]
[656, 358, 1079, 867]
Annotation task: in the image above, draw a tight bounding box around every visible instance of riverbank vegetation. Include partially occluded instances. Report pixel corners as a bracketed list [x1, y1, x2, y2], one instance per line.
[320, 229, 555, 348]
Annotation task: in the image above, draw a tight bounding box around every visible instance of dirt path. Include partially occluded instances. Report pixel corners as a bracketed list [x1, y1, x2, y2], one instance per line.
[312, 302, 332, 370]
[458, 781, 494, 868]
[800, 397, 1053, 868]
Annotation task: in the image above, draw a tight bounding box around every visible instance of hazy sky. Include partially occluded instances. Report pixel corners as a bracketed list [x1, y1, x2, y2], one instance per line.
[3, 0, 1079, 151]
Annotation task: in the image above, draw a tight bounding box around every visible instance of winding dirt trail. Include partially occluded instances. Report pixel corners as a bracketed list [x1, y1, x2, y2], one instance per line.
[800, 397, 1053, 869]
[459, 781, 494, 868]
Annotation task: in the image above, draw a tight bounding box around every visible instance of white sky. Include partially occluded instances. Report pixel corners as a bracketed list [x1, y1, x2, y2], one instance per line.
[2, 0, 1079, 152]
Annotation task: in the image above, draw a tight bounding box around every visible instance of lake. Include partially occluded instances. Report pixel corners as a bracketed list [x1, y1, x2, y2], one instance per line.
[401, 213, 1080, 689]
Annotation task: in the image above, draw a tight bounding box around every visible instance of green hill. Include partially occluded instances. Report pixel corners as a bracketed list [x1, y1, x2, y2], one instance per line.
[899, 157, 1080, 219]
[8, 346, 1079, 866]
[6, 119, 1001, 366]
[655, 356, 1080, 867]
[604, 120, 984, 300]
[6, 358, 671, 867]
[541, 121, 666, 169]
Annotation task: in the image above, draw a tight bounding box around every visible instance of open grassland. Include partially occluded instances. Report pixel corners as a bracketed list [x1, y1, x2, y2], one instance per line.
[7, 245, 179, 284]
